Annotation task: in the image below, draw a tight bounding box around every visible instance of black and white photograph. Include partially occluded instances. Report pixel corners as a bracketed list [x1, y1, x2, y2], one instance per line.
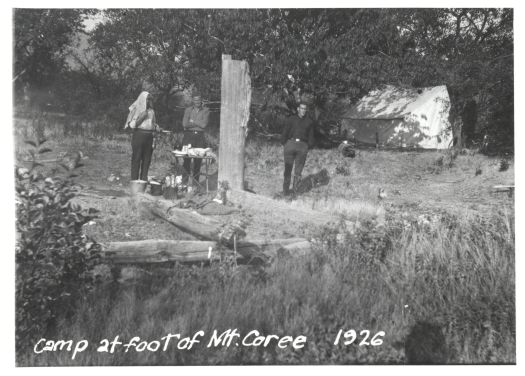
[7, 3, 517, 367]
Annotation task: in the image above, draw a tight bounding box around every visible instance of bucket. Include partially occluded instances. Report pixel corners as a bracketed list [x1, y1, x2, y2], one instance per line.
[150, 181, 163, 196]
[130, 180, 147, 194]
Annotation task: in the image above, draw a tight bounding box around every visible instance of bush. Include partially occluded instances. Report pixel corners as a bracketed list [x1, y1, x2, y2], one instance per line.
[15, 141, 101, 352]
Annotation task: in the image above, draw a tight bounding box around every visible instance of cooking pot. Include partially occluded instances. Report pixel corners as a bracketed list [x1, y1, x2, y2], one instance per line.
[150, 181, 163, 196]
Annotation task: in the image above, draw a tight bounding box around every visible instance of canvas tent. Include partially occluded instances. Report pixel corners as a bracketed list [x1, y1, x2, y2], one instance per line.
[341, 85, 452, 149]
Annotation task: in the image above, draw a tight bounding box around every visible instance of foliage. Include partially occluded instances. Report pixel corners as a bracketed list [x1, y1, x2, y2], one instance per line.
[13, 9, 92, 91]
[400, 9, 513, 147]
[13, 8, 513, 148]
[15, 139, 101, 352]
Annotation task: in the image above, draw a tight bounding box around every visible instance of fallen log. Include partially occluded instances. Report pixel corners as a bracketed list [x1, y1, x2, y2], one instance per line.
[22, 158, 60, 163]
[134, 192, 244, 258]
[237, 237, 311, 259]
[134, 193, 222, 241]
[492, 184, 514, 197]
[492, 184, 515, 192]
[226, 189, 336, 227]
[132, 193, 311, 261]
[104, 240, 217, 263]
[102, 238, 311, 264]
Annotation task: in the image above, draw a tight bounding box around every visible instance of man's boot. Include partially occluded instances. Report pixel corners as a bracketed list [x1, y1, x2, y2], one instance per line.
[283, 163, 293, 195]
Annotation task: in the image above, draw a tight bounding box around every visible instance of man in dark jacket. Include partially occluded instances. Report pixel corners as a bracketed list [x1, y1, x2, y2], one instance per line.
[281, 102, 315, 195]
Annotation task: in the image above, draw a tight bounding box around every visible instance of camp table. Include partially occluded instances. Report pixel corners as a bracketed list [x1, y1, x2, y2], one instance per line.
[171, 152, 214, 193]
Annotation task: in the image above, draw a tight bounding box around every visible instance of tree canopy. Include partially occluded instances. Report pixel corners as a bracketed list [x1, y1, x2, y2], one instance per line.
[14, 9, 92, 88]
[14, 8, 513, 147]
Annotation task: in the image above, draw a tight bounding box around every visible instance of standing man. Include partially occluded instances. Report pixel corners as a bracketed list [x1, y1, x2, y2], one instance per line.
[182, 93, 210, 184]
[128, 92, 163, 181]
[281, 102, 315, 195]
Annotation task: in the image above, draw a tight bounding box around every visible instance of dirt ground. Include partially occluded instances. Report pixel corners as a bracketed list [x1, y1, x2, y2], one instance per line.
[14, 130, 515, 244]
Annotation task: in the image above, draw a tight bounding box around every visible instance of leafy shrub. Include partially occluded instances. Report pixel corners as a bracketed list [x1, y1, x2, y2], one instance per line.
[310, 218, 392, 277]
[15, 140, 101, 352]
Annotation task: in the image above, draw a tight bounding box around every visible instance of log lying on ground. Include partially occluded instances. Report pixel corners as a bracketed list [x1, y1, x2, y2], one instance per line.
[134, 193, 222, 240]
[132, 193, 311, 261]
[239, 237, 311, 259]
[134, 192, 252, 257]
[492, 184, 515, 192]
[102, 238, 311, 264]
[226, 189, 336, 227]
[104, 240, 217, 263]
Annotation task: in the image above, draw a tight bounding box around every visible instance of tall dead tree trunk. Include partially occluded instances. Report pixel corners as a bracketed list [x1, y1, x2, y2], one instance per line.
[218, 54, 251, 190]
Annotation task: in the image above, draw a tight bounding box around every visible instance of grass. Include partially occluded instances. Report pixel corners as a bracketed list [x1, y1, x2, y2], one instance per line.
[18, 207, 515, 365]
[14, 117, 515, 365]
